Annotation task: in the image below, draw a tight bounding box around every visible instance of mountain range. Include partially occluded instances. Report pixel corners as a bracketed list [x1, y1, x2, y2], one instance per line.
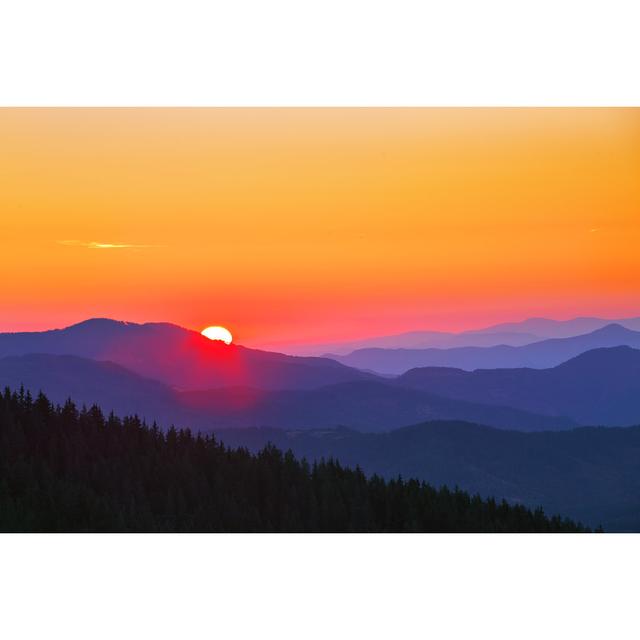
[267, 315, 640, 355]
[327, 323, 640, 374]
[2, 318, 640, 430]
[395, 346, 640, 426]
[0, 318, 375, 391]
[0, 353, 576, 432]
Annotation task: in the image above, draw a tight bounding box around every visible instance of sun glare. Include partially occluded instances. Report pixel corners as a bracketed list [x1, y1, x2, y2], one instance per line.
[201, 325, 233, 344]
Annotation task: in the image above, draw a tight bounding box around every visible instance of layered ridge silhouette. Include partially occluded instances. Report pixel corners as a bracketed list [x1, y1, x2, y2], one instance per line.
[0, 353, 575, 432]
[395, 346, 640, 426]
[0, 318, 376, 390]
[327, 324, 640, 374]
[2, 319, 640, 431]
[274, 315, 640, 355]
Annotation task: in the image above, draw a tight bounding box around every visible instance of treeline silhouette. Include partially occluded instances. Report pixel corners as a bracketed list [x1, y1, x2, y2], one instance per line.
[0, 387, 592, 532]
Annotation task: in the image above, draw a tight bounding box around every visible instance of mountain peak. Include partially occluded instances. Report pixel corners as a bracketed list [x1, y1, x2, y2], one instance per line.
[590, 323, 636, 336]
[63, 318, 189, 335]
[555, 345, 640, 371]
[67, 318, 130, 329]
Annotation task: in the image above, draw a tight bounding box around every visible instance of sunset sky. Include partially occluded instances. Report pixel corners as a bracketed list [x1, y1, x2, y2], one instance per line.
[1, 108, 639, 347]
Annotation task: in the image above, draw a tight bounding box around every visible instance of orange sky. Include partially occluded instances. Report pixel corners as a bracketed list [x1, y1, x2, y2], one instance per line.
[1, 108, 639, 346]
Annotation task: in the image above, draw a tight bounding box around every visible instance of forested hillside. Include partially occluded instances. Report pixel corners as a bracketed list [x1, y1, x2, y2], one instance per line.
[0, 387, 590, 533]
[214, 422, 640, 531]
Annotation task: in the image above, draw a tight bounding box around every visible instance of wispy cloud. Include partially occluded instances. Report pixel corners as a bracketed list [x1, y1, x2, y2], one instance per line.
[58, 240, 160, 250]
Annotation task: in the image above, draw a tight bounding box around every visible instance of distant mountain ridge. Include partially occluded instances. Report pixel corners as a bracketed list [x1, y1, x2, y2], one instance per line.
[328, 323, 640, 374]
[178, 379, 575, 432]
[266, 330, 542, 356]
[0, 318, 377, 391]
[477, 315, 640, 338]
[395, 346, 640, 426]
[262, 315, 640, 355]
[0, 352, 577, 433]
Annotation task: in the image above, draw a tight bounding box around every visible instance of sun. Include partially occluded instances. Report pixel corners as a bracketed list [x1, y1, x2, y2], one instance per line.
[201, 325, 233, 345]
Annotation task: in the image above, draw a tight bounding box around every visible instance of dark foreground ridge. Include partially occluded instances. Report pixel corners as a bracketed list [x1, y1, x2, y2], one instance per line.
[0, 388, 592, 532]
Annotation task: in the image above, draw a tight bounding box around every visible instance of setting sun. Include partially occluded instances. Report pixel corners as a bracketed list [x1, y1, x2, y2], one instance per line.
[201, 325, 233, 344]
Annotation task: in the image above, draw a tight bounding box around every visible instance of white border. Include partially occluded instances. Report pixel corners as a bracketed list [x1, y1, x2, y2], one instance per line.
[0, 534, 636, 640]
[1, 0, 639, 105]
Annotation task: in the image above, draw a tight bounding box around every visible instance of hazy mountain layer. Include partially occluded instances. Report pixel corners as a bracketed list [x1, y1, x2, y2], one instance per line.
[264, 315, 640, 355]
[266, 330, 542, 356]
[395, 346, 640, 426]
[328, 323, 640, 374]
[0, 353, 576, 432]
[477, 315, 640, 338]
